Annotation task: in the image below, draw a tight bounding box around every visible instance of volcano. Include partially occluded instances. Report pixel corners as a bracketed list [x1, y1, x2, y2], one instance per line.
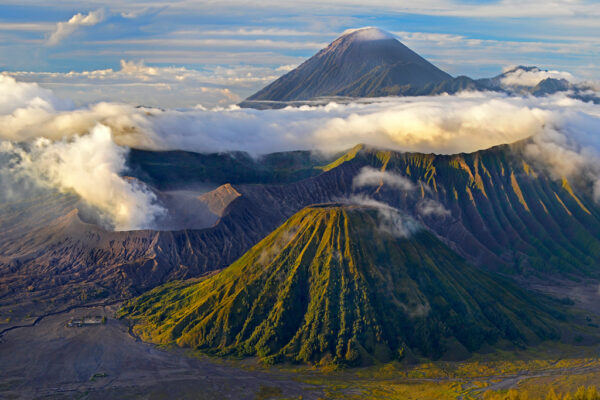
[121, 204, 561, 365]
[245, 27, 452, 102]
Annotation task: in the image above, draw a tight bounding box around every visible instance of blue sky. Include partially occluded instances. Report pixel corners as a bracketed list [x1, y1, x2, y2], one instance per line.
[1, 0, 599, 107]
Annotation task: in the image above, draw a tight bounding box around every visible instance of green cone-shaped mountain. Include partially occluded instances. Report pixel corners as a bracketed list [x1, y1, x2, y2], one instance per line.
[120, 205, 561, 365]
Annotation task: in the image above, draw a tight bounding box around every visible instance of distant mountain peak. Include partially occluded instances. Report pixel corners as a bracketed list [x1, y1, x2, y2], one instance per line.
[502, 65, 542, 74]
[241, 30, 598, 108]
[243, 26, 451, 104]
[337, 26, 395, 42]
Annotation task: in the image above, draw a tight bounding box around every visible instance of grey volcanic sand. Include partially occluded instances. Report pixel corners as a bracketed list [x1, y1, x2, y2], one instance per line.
[0, 305, 322, 399]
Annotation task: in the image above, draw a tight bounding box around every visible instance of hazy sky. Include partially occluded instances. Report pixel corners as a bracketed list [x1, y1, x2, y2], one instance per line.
[1, 0, 599, 107]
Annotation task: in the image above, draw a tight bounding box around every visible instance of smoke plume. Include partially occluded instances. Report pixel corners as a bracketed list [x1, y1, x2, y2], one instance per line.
[1, 124, 165, 230]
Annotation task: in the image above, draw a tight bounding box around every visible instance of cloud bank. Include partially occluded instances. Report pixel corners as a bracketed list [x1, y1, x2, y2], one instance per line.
[0, 78, 570, 155]
[1, 75, 600, 230]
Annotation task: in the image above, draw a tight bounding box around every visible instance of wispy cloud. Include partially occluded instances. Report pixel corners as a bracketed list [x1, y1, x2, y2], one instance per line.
[47, 9, 104, 46]
[417, 199, 450, 217]
[86, 38, 327, 50]
[351, 195, 422, 238]
[170, 28, 332, 37]
[101, 0, 600, 19]
[353, 167, 415, 191]
[3, 60, 290, 107]
[120, 6, 167, 19]
[390, 30, 600, 79]
[0, 22, 54, 32]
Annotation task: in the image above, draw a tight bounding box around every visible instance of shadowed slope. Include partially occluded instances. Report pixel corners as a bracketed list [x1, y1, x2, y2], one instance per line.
[121, 205, 561, 365]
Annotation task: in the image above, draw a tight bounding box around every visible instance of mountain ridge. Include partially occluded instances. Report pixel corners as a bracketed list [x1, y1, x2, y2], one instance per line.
[3, 141, 600, 327]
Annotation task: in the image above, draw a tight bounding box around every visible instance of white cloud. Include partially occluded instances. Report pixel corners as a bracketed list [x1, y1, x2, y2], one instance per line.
[0, 23, 54, 32]
[394, 31, 472, 46]
[352, 168, 451, 222]
[276, 64, 298, 72]
[353, 167, 415, 191]
[107, 1, 600, 19]
[524, 100, 600, 202]
[346, 195, 421, 238]
[2, 1, 598, 85]
[417, 199, 450, 217]
[0, 75, 71, 114]
[47, 9, 104, 46]
[2, 61, 287, 107]
[170, 28, 329, 37]
[0, 77, 165, 230]
[500, 66, 577, 87]
[0, 80, 590, 156]
[2, 76, 600, 229]
[87, 37, 327, 50]
[306, 93, 549, 155]
[389, 30, 598, 79]
[120, 6, 166, 19]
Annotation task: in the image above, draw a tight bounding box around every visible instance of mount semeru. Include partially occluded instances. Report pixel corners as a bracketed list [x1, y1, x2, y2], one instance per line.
[243, 27, 451, 104]
[241, 28, 599, 107]
[120, 205, 564, 366]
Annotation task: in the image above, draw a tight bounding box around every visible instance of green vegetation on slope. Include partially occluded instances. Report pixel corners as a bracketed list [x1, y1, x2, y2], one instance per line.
[121, 205, 563, 366]
[330, 143, 600, 277]
[484, 386, 600, 400]
[316, 144, 364, 172]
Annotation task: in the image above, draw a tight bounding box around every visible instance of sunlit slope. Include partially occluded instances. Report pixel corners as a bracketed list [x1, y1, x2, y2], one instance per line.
[329, 144, 600, 276]
[121, 205, 562, 365]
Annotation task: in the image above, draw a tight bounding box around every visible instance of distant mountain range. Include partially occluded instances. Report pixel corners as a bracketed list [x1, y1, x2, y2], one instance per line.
[241, 27, 599, 108]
